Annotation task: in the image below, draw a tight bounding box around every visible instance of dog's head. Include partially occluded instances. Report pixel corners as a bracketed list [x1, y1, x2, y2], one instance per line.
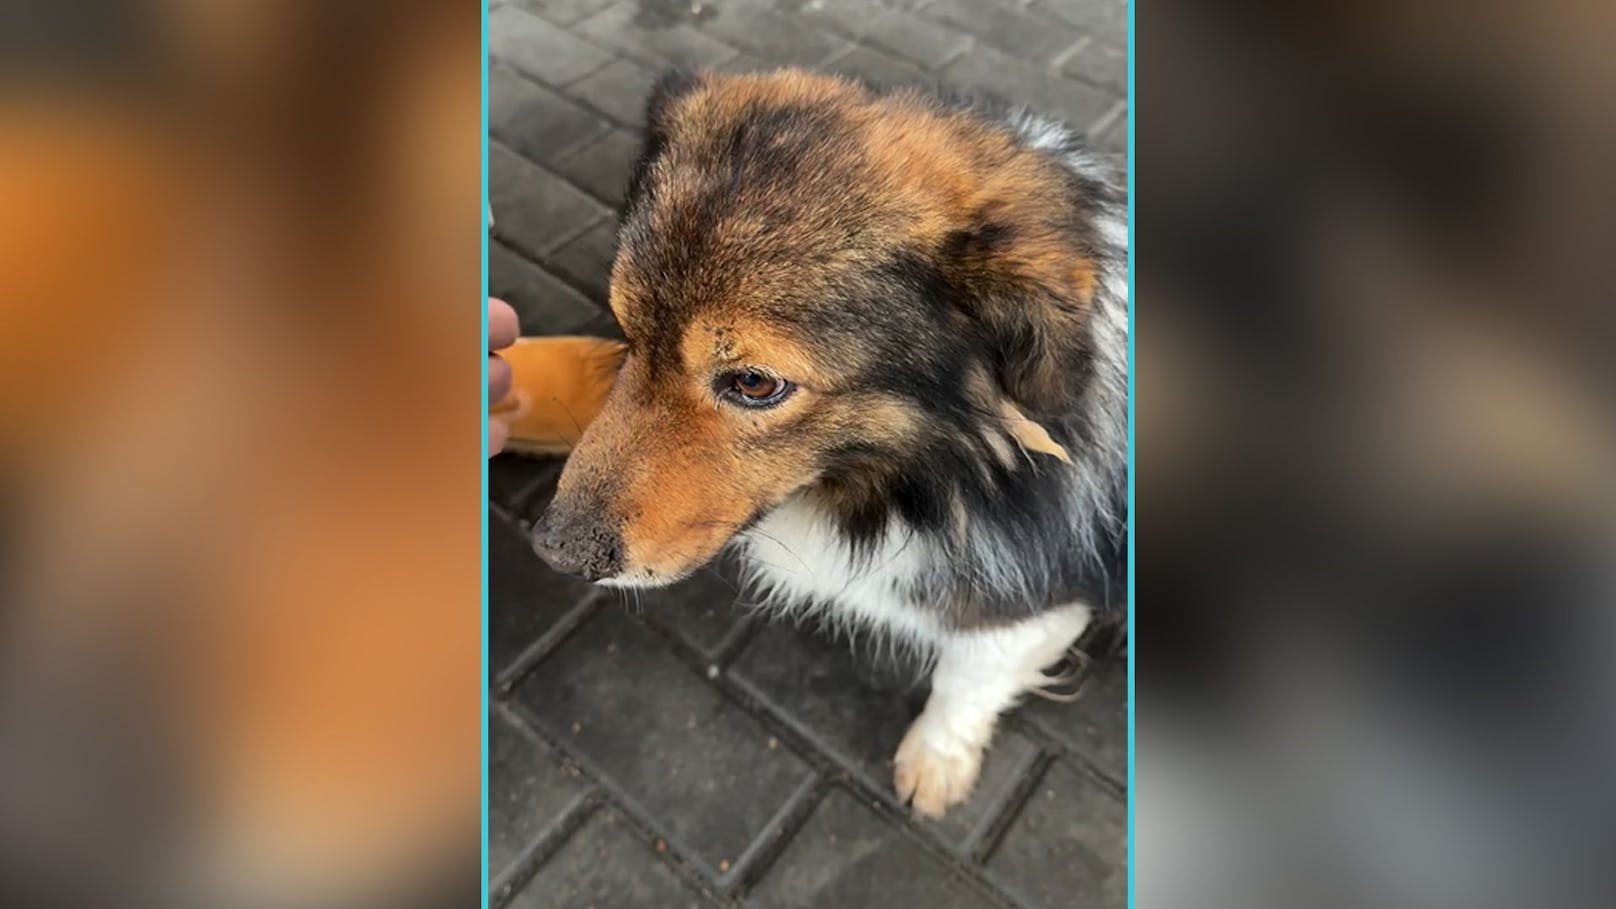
[534, 70, 1110, 585]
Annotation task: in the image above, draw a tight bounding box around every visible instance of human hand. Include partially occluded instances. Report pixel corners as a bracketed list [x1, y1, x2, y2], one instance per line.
[489, 298, 519, 455]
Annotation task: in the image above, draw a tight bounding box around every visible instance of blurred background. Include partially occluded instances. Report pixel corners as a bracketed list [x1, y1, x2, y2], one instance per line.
[486, 1, 1127, 908]
[0, 2, 480, 908]
[1137, 2, 1616, 908]
[26, 0, 1605, 907]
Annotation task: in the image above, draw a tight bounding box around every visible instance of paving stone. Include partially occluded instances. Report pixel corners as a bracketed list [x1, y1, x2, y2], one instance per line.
[489, 455, 564, 513]
[940, 43, 1116, 134]
[1060, 36, 1126, 93]
[1098, 107, 1124, 153]
[729, 622, 1042, 848]
[491, 65, 614, 166]
[696, 5, 852, 68]
[1085, 100, 1127, 163]
[921, 0, 1084, 64]
[792, 0, 969, 71]
[552, 128, 642, 209]
[491, 4, 614, 86]
[985, 759, 1126, 909]
[1021, 656, 1126, 786]
[823, 44, 929, 90]
[526, 296, 623, 341]
[1029, 0, 1127, 48]
[509, 808, 710, 909]
[845, 14, 969, 71]
[490, 508, 600, 679]
[514, 608, 814, 873]
[730, 622, 922, 768]
[747, 788, 998, 909]
[635, 556, 752, 660]
[513, 0, 619, 28]
[1078, 613, 1130, 660]
[783, 0, 897, 41]
[849, 0, 936, 10]
[543, 219, 620, 306]
[491, 143, 611, 258]
[491, 239, 607, 337]
[489, 710, 592, 884]
[570, 308, 628, 341]
[564, 57, 661, 128]
[705, 52, 779, 76]
[1097, 105, 1128, 168]
[574, 2, 741, 69]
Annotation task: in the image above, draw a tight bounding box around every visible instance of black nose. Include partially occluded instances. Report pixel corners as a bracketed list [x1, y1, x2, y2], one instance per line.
[532, 506, 623, 582]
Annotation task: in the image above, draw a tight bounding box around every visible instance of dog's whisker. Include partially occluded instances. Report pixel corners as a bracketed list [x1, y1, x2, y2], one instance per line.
[700, 565, 740, 595]
[735, 528, 812, 575]
[553, 395, 587, 444]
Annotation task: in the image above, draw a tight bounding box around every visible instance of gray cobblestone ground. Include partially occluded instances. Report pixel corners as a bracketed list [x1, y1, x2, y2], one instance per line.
[489, 1, 1127, 905]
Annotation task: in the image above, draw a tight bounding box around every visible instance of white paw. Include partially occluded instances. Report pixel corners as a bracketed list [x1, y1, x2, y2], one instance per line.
[892, 715, 985, 819]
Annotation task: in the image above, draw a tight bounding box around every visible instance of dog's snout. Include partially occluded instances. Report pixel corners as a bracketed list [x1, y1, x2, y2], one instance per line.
[532, 506, 623, 582]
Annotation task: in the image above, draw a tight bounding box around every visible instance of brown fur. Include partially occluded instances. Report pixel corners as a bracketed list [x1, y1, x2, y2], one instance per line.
[495, 336, 626, 456]
[548, 69, 1106, 582]
[642, 72, 1100, 410]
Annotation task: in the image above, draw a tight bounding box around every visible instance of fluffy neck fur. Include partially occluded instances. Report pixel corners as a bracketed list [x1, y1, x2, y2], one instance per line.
[733, 105, 1127, 634]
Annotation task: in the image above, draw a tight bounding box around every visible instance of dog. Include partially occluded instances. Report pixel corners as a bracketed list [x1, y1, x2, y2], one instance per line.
[531, 68, 1127, 818]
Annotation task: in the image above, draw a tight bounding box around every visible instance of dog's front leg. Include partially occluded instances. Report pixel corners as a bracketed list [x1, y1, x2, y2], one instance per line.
[894, 603, 1092, 817]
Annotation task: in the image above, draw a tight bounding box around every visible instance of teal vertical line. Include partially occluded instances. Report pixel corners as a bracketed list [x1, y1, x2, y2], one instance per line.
[480, 0, 491, 906]
[1125, 0, 1136, 906]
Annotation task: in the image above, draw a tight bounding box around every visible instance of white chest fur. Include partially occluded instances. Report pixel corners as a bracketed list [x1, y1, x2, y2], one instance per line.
[731, 496, 950, 650]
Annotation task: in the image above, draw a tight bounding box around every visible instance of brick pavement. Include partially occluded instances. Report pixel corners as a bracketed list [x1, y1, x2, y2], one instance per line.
[489, 1, 1127, 905]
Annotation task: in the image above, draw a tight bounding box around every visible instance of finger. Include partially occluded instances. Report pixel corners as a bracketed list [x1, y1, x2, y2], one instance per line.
[488, 298, 519, 351]
[488, 353, 512, 405]
[489, 417, 509, 457]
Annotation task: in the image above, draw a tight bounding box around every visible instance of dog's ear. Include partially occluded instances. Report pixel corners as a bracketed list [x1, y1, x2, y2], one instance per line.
[942, 218, 1096, 417]
[625, 70, 704, 211]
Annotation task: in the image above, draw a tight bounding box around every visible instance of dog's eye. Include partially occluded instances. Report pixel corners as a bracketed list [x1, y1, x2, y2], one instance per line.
[733, 370, 777, 397]
[721, 369, 792, 407]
